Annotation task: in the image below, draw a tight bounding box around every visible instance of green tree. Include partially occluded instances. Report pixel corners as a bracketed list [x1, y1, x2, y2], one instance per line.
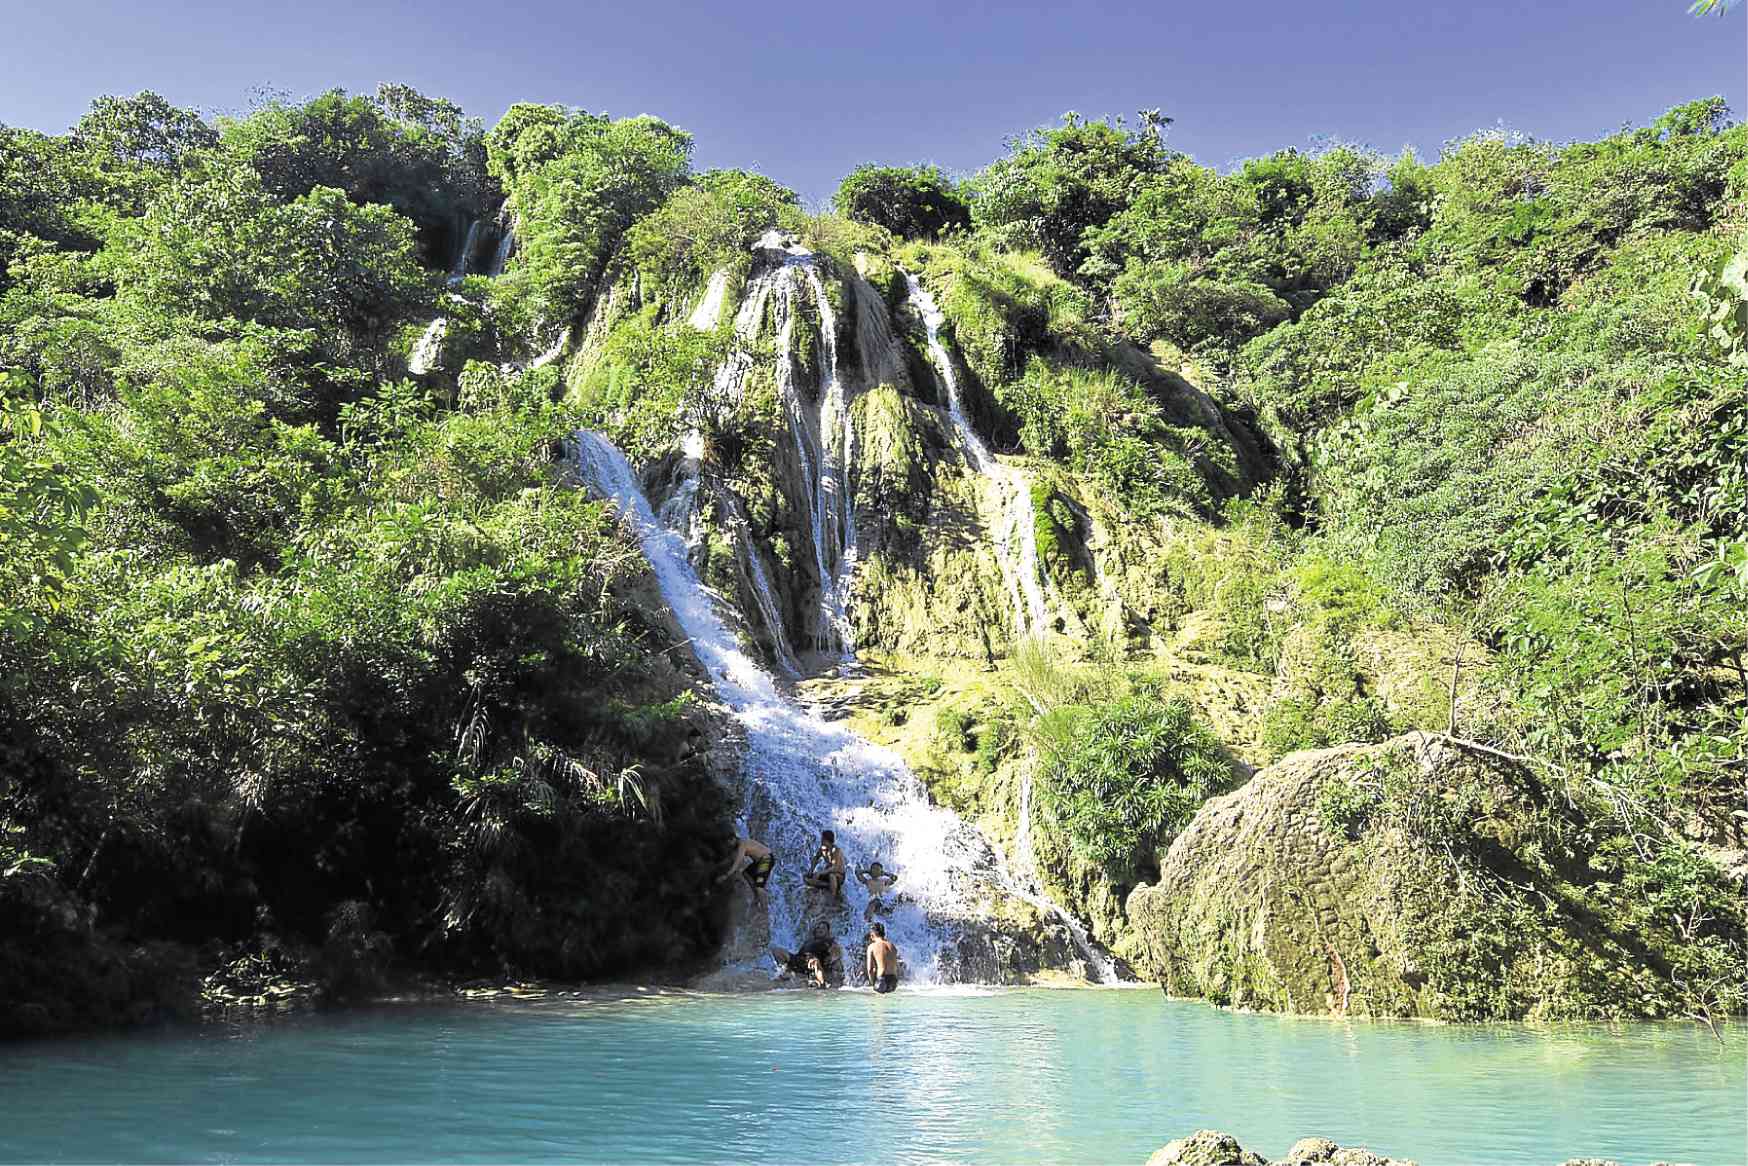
[968, 113, 1175, 279]
[117, 168, 430, 384]
[220, 86, 491, 263]
[487, 106, 692, 320]
[832, 164, 970, 238]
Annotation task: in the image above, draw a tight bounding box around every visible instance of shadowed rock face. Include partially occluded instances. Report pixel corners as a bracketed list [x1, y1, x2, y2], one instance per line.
[1126, 733, 1713, 1020]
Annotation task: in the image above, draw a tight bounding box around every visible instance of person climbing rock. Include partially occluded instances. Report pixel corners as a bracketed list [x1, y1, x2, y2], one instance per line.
[854, 861, 898, 922]
[865, 922, 899, 993]
[717, 834, 774, 900]
[803, 829, 846, 896]
[771, 921, 843, 987]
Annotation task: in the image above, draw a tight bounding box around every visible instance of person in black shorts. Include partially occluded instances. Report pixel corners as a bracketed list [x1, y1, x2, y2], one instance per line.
[717, 834, 774, 901]
[865, 922, 899, 993]
[803, 830, 846, 896]
[772, 922, 843, 987]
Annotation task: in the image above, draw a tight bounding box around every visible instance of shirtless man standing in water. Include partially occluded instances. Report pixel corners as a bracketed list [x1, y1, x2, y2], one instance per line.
[865, 922, 899, 993]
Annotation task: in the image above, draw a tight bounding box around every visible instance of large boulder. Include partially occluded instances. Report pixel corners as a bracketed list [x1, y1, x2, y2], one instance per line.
[1146, 1130, 1265, 1166]
[1126, 733, 1735, 1020]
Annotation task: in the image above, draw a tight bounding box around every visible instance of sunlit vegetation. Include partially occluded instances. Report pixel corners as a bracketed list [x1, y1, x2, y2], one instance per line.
[3, 75, 1744, 1029]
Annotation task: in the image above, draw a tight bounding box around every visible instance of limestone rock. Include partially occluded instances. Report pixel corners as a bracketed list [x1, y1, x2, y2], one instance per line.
[1146, 1133, 1420, 1166]
[1146, 1130, 1266, 1166]
[1126, 733, 1706, 1020]
[1279, 1136, 1340, 1163]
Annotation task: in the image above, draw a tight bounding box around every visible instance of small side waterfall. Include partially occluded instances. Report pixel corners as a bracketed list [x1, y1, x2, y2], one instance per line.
[686, 269, 799, 675]
[485, 222, 515, 277]
[415, 211, 510, 375]
[688, 270, 731, 331]
[446, 219, 481, 286]
[702, 240, 859, 660]
[767, 255, 856, 656]
[530, 327, 571, 369]
[797, 262, 858, 656]
[705, 269, 781, 413]
[572, 432, 1116, 983]
[904, 273, 1054, 639]
[408, 317, 447, 376]
[723, 489, 803, 677]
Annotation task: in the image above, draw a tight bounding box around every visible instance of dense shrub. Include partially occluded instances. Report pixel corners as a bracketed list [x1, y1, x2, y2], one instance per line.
[1035, 692, 1232, 883]
[833, 164, 970, 239]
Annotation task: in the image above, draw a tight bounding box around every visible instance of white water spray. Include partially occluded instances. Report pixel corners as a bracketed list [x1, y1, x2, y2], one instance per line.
[575, 432, 976, 978]
[572, 432, 1114, 983]
[485, 224, 514, 278]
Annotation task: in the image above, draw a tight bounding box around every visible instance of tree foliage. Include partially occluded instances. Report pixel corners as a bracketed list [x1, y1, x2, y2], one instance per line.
[832, 164, 970, 239]
[486, 105, 693, 321]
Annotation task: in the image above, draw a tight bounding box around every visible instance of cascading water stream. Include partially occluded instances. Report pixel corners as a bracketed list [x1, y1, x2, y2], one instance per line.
[415, 215, 515, 376]
[408, 317, 447, 376]
[797, 264, 858, 647]
[571, 432, 1115, 983]
[902, 274, 1117, 981]
[749, 237, 858, 657]
[446, 219, 481, 287]
[904, 272, 1054, 639]
[484, 222, 515, 277]
[722, 489, 802, 678]
[684, 269, 800, 675]
[688, 270, 731, 331]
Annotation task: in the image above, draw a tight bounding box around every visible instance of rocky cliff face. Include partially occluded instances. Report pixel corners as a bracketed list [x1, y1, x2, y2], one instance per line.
[562, 231, 1741, 1010]
[573, 233, 1271, 674]
[1126, 733, 1730, 1020]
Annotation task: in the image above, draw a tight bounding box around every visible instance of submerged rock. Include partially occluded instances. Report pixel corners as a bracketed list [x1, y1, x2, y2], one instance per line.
[1126, 732, 1725, 1020]
[1145, 1131, 1417, 1166]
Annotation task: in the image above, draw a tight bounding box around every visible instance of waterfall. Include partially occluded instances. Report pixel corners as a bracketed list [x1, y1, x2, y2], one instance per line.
[721, 488, 802, 677]
[569, 268, 1120, 982]
[408, 317, 447, 376]
[530, 327, 571, 369]
[904, 273, 1053, 639]
[798, 263, 858, 656]
[446, 219, 481, 286]
[688, 270, 731, 331]
[573, 431, 1004, 981]
[413, 214, 520, 376]
[704, 269, 782, 414]
[485, 224, 515, 278]
[903, 275, 1117, 981]
[684, 269, 800, 675]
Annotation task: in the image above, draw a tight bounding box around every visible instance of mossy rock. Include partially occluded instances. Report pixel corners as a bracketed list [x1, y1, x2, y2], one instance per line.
[1126, 733, 1741, 1020]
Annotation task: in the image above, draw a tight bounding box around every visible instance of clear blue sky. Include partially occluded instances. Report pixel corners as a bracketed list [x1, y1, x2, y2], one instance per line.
[4, 0, 1743, 201]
